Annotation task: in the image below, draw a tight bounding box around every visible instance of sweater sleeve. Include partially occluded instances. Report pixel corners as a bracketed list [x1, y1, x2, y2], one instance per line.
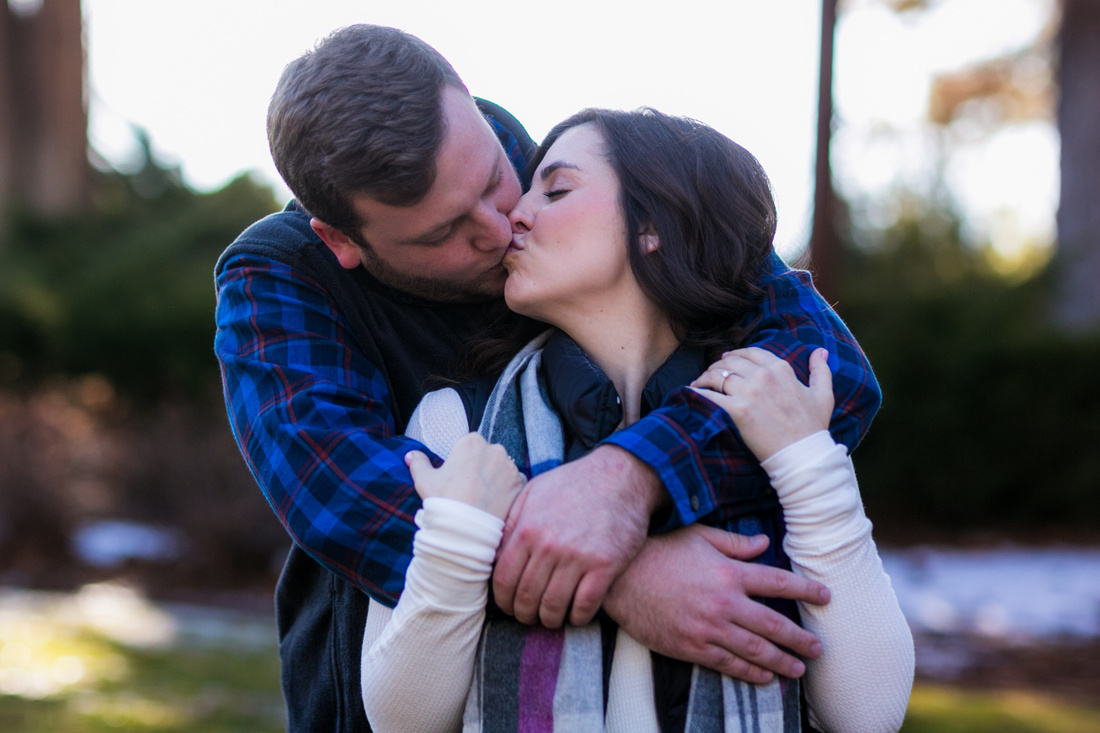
[360, 389, 499, 733]
[761, 431, 914, 733]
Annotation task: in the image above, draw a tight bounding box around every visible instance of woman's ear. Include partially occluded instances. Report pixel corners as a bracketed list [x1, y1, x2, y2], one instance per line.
[310, 218, 365, 270]
[638, 226, 660, 254]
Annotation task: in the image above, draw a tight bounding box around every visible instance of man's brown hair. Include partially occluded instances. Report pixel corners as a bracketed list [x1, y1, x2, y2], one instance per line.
[267, 24, 466, 232]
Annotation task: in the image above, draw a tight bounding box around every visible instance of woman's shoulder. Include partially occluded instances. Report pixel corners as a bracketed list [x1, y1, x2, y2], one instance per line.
[408, 387, 469, 459]
[410, 369, 507, 457]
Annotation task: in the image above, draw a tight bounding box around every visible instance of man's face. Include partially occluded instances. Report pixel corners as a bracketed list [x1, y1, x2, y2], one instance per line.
[346, 87, 522, 301]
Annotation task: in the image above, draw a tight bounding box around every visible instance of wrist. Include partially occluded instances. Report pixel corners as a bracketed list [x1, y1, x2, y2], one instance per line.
[590, 444, 667, 515]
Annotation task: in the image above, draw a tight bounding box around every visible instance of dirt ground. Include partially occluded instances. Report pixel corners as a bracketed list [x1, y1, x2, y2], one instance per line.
[915, 632, 1100, 707]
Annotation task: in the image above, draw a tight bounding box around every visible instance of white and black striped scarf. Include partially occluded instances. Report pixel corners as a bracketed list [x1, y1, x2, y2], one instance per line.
[461, 332, 801, 733]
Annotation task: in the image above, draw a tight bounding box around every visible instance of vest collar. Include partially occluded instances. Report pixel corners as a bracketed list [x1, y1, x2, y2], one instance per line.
[541, 330, 705, 451]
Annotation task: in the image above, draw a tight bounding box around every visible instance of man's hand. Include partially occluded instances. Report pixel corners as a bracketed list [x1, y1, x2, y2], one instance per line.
[492, 445, 664, 629]
[604, 524, 829, 683]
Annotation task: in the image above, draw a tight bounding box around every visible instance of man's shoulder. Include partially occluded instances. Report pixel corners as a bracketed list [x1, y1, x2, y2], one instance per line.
[756, 252, 825, 307]
[475, 99, 536, 152]
[215, 202, 323, 276]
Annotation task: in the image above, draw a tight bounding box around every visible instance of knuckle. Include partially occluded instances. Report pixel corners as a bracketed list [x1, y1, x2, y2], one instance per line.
[714, 567, 740, 591]
[515, 525, 543, 547]
[722, 652, 769, 683]
[571, 597, 597, 621]
[712, 651, 748, 680]
[683, 619, 710, 646]
[492, 575, 515, 601]
[741, 634, 767, 660]
[769, 569, 792, 594]
[541, 596, 567, 619]
[541, 613, 564, 629]
[760, 613, 785, 639]
[514, 587, 538, 610]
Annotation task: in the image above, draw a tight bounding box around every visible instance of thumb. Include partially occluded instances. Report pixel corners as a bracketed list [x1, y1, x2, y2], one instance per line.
[404, 450, 434, 486]
[693, 525, 770, 560]
[501, 484, 528, 542]
[808, 348, 834, 407]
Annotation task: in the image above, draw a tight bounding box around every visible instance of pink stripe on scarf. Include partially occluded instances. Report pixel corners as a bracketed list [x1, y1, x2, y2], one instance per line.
[517, 626, 564, 733]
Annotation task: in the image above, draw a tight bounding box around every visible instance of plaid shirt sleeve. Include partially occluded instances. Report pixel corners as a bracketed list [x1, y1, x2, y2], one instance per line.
[213, 115, 528, 607]
[601, 252, 882, 529]
[215, 252, 426, 607]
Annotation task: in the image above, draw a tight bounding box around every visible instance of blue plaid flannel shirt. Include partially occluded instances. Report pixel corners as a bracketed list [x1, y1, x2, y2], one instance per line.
[214, 116, 881, 607]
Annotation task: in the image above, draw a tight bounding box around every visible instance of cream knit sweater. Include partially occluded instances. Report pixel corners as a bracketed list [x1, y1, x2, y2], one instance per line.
[360, 388, 914, 732]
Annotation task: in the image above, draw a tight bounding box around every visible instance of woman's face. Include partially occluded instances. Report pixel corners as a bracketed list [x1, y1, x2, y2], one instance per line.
[503, 124, 633, 324]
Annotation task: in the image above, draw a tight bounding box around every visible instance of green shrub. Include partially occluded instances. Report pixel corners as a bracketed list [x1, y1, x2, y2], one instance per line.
[837, 210, 1100, 535]
[0, 163, 281, 398]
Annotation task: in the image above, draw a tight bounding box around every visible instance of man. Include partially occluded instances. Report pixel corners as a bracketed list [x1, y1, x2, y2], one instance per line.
[214, 25, 880, 732]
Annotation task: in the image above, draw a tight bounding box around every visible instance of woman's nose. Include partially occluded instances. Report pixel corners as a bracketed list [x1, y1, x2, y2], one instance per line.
[509, 193, 536, 234]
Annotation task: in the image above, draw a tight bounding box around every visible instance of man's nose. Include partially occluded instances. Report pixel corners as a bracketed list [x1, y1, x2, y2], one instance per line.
[470, 204, 512, 252]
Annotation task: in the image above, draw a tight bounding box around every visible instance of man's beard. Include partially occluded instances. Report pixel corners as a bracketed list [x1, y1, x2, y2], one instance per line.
[352, 239, 506, 303]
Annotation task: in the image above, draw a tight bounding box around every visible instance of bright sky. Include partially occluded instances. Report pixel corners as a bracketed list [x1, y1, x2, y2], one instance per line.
[82, 0, 1057, 260]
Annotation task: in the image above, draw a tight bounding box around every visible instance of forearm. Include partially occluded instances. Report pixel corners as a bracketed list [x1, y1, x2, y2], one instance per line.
[215, 255, 426, 603]
[763, 431, 914, 733]
[748, 253, 882, 452]
[361, 498, 501, 732]
[603, 258, 882, 534]
[599, 390, 732, 530]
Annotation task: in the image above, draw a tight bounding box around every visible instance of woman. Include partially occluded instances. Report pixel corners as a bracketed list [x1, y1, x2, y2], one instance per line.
[360, 108, 914, 732]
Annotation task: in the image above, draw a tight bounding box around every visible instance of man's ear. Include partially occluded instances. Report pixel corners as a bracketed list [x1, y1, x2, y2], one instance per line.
[310, 218, 364, 270]
[638, 224, 660, 254]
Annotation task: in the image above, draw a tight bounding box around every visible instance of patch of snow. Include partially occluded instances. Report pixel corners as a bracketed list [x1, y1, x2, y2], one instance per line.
[882, 546, 1100, 641]
[72, 520, 184, 568]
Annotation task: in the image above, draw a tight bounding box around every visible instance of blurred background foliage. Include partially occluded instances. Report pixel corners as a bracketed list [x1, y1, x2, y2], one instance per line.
[0, 0, 1096, 727]
[0, 0, 1095, 591]
[0, 148, 279, 400]
[838, 199, 1100, 538]
[0, 151, 290, 595]
[0, 147, 1096, 582]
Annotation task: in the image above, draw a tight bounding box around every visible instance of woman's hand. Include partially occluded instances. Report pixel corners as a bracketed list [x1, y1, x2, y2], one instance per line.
[691, 347, 834, 462]
[405, 433, 526, 520]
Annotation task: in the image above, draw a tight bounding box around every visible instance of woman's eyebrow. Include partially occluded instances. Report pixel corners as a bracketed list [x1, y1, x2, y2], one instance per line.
[539, 162, 581, 182]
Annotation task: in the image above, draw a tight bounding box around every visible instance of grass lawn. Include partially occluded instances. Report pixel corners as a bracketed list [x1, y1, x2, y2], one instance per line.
[902, 683, 1100, 732]
[0, 585, 285, 732]
[6, 645, 1100, 733]
[2, 585, 1099, 732]
[0, 632, 284, 733]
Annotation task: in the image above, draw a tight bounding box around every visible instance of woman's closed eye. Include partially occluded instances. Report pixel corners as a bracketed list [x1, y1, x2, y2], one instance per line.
[543, 189, 569, 200]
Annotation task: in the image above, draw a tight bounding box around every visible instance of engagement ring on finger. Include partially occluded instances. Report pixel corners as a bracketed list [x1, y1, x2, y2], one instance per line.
[720, 370, 732, 392]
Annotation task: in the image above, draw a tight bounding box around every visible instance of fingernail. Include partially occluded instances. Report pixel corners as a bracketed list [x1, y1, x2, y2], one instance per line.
[819, 587, 831, 604]
[809, 642, 823, 658]
[790, 661, 805, 678]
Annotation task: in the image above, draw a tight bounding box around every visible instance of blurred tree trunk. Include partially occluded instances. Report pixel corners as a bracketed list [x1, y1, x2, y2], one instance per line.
[0, 0, 87, 217]
[1051, 0, 1100, 332]
[809, 0, 839, 302]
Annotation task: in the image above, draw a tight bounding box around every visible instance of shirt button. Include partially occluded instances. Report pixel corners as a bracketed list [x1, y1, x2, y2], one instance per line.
[690, 495, 700, 511]
[615, 396, 621, 406]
